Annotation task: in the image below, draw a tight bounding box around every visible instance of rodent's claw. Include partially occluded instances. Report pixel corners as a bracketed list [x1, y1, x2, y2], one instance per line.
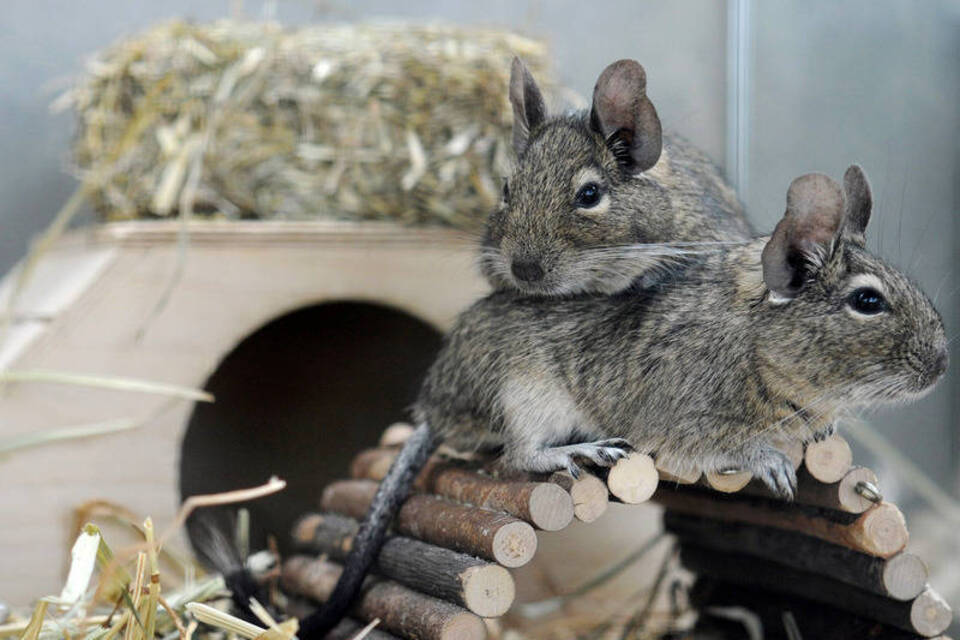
[562, 440, 631, 467]
[597, 448, 618, 464]
[567, 461, 583, 479]
[754, 449, 797, 500]
[811, 424, 837, 442]
[593, 437, 634, 452]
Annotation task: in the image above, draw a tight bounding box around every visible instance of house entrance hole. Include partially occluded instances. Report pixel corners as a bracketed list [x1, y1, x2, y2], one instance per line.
[179, 301, 442, 559]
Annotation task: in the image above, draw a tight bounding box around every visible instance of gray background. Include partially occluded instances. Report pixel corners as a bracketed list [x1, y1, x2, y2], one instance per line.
[0, 0, 957, 490]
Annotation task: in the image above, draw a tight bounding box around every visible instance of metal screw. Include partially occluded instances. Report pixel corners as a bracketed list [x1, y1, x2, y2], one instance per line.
[718, 467, 744, 475]
[854, 480, 883, 503]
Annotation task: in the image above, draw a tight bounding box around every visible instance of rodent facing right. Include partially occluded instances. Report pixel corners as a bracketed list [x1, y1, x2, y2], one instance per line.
[480, 58, 752, 296]
[418, 165, 947, 495]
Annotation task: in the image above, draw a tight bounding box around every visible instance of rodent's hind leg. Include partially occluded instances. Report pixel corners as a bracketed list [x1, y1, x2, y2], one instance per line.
[811, 422, 837, 442]
[747, 446, 797, 500]
[506, 438, 632, 479]
[548, 439, 633, 474]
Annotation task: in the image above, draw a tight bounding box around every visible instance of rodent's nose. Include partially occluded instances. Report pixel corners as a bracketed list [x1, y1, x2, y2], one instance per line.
[927, 347, 949, 382]
[511, 260, 545, 283]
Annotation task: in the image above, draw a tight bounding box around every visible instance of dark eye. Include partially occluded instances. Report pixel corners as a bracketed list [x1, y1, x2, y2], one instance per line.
[501, 179, 510, 202]
[575, 182, 602, 208]
[847, 287, 887, 315]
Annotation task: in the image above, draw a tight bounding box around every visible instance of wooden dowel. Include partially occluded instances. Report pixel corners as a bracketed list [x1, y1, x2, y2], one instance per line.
[605, 453, 658, 503]
[282, 556, 487, 640]
[741, 465, 881, 514]
[654, 456, 700, 485]
[770, 436, 805, 471]
[699, 439, 802, 494]
[350, 448, 399, 482]
[796, 465, 879, 514]
[546, 471, 609, 523]
[422, 465, 574, 532]
[655, 486, 908, 558]
[349, 449, 574, 531]
[909, 590, 954, 639]
[702, 469, 753, 493]
[323, 619, 398, 640]
[743, 467, 877, 514]
[680, 545, 951, 637]
[291, 513, 515, 617]
[804, 434, 853, 483]
[690, 578, 939, 640]
[379, 422, 415, 448]
[321, 479, 537, 568]
[664, 511, 927, 600]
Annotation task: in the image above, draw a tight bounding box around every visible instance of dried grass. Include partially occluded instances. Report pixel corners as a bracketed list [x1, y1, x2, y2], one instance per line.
[58, 20, 556, 230]
[0, 479, 287, 640]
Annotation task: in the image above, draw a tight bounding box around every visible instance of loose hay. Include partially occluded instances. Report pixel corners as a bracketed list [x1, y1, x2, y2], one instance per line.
[58, 20, 556, 229]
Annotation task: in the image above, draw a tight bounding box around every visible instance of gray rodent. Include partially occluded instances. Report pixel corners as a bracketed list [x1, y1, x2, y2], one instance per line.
[300, 165, 947, 635]
[480, 58, 752, 296]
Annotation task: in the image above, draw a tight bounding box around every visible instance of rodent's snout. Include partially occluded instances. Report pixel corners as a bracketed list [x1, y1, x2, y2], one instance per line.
[926, 347, 949, 383]
[511, 260, 545, 283]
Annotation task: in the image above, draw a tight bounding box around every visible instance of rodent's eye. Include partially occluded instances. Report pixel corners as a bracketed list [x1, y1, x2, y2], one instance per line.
[501, 179, 510, 202]
[574, 182, 602, 208]
[847, 287, 888, 315]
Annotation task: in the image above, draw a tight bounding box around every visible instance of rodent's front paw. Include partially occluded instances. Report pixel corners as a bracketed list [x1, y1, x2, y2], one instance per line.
[753, 449, 797, 500]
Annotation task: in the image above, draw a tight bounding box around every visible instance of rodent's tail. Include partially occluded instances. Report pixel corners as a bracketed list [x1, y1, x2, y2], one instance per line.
[298, 422, 438, 638]
[187, 513, 270, 623]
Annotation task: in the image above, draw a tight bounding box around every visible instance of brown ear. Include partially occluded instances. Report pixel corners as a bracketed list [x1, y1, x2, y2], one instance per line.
[842, 164, 872, 245]
[761, 173, 845, 298]
[589, 59, 662, 174]
[509, 57, 547, 157]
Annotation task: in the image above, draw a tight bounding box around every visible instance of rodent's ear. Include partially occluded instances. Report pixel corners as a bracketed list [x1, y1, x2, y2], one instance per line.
[589, 59, 662, 174]
[509, 57, 547, 157]
[761, 173, 844, 298]
[842, 164, 872, 245]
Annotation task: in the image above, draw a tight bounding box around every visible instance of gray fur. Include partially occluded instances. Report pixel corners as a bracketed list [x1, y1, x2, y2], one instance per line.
[483, 59, 752, 296]
[418, 168, 948, 497]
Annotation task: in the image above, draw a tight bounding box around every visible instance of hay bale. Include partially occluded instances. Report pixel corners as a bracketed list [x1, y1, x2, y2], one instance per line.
[60, 20, 556, 229]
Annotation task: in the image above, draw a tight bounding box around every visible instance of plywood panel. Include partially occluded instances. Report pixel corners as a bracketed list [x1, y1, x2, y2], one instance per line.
[0, 221, 486, 604]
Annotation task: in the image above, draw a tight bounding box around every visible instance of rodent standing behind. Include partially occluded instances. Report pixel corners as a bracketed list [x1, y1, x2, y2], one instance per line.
[480, 58, 752, 296]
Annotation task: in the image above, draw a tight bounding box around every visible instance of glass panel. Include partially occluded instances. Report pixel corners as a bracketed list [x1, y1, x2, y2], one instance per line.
[744, 0, 959, 488]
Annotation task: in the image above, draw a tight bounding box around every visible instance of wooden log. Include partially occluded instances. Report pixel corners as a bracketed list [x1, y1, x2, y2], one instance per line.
[680, 544, 952, 637]
[349, 449, 574, 531]
[742, 465, 881, 514]
[321, 480, 537, 567]
[664, 510, 927, 600]
[654, 457, 701, 485]
[655, 486, 908, 558]
[605, 453, 658, 503]
[350, 448, 399, 482]
[282, 556, 486, 640]
[770, 435, 805, 470]
[691, 578, 939, 640]
[324, 619, 398, 640]
[805, 434, 853, 483]
[283, 597, 400, 640]
[546, 471, 609, 523]
[703, 469, 753, 493]
[291, 513, 515, 617]
[797, 465, 880, 514]
[420, 465, 573, 532]
[379, 422, 415, 448]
